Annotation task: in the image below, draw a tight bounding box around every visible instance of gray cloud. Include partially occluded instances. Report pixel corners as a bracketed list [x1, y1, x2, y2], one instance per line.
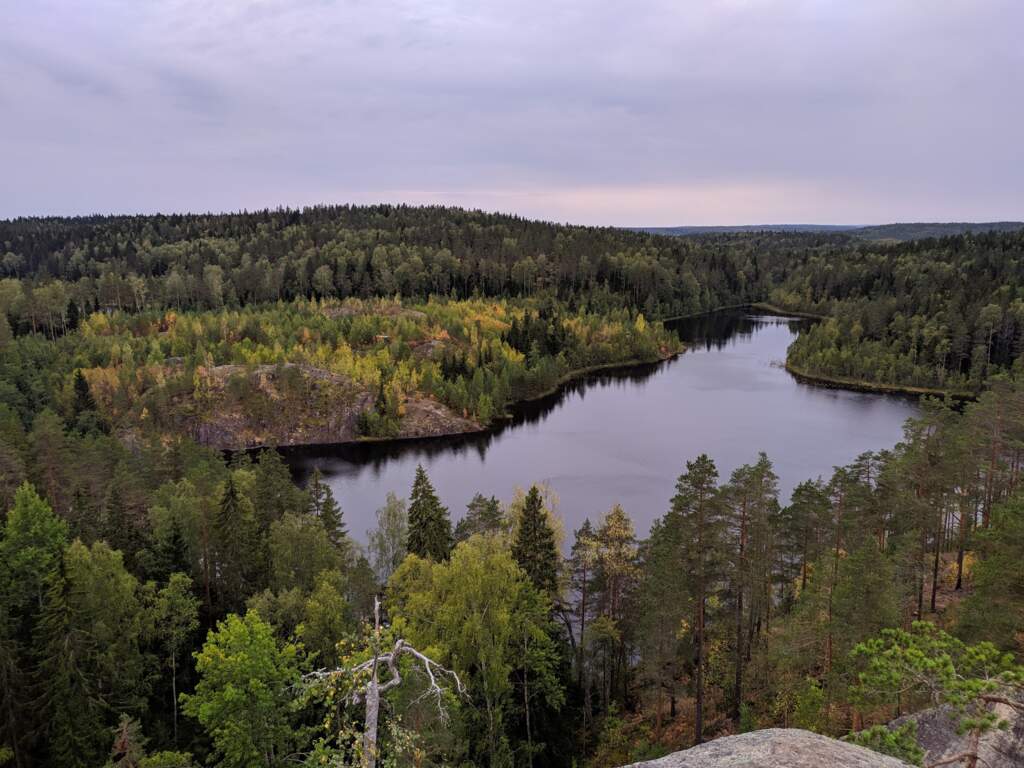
[1, 0, 1021, 224]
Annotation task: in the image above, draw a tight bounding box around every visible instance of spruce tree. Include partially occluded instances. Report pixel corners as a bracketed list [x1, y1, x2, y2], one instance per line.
[406, 465, 452, 561]
[252, 449, 305, 532]
[307, 468, 347, 548]
[72, 369, 96, 412]
[512, 485, 559, 597]
[66, 299, 80, 332]
[102, 484, 141, 567]
[35, 566, 104, 768]
[214, 473, 253, 612]
[150, 514, 192, 584]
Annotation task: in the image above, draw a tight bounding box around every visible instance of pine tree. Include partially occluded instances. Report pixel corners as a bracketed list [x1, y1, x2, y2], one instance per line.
[568, 519, 597, 739]
[406, 465, 452, 561]
[512, 485, 559, 597]
[721, 453, 779, 721]
[592, 505, 638, 711]
[670, 454, 727, 745]
[775, 479, 831, 600]
[454, 493, 506, 542]
[307, 468, 347, 548]
[635, 509, 687, 731]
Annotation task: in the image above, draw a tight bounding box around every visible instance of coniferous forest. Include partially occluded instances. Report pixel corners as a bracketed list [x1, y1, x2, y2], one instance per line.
[2, 207, 1024, 767]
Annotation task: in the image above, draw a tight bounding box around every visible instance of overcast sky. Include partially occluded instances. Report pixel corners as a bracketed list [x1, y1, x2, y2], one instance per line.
[2, 0, 1021, 225]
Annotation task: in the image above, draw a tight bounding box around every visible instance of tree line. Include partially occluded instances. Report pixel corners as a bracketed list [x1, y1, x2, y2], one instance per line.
[4, 207, 1024, 395]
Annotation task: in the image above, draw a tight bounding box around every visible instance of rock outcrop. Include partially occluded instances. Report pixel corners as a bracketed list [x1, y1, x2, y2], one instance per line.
[119, 363, 482, 450]
[623, 729, 911, 768]
[893, 697, 1024, 768]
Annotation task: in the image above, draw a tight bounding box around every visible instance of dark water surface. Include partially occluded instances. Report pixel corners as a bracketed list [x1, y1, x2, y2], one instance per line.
[285, 312, 918, 544]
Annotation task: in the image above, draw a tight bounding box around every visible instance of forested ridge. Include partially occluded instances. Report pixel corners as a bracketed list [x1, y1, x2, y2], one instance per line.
[4, 206, 1024, 396]
[3, 206, 1024, 768]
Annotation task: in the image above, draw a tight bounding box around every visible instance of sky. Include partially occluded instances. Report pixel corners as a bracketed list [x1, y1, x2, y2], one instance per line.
[1, 0, 1022, 226]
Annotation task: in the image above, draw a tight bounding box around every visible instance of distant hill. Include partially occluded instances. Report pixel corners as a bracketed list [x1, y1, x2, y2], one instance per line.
[844, 221, 1024, 240]
[637, 224, 858, 236]
[637, 221, 1024, 241]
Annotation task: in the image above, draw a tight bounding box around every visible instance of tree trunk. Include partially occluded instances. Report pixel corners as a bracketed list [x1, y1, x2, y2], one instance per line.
[733, 495, 748, 722]
[930, 518, 943, 613]
[172, 655, 178, 745]
[523, 640, 533, 768]
[694, 597, 704, 745]
[363, 676, 380, 768]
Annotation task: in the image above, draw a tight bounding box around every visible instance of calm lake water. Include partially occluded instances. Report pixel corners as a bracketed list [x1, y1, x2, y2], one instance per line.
[285, 311, 918, 544]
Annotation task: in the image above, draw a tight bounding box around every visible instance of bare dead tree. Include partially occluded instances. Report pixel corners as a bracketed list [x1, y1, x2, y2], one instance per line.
[306, 596, 466, 768]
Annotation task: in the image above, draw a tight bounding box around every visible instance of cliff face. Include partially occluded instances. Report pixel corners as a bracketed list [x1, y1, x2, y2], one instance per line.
[623, 729, 911, 768]
[122, 363, 482, 450]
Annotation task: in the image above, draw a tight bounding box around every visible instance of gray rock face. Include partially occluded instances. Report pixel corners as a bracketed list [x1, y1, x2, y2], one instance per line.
[624, 729, 911, 768]
[893, 698, 1024, 768]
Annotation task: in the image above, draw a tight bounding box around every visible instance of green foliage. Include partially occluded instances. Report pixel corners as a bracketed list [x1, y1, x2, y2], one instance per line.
[109, 714, 147, 768]
[1, 482, 68, 616]
[367, 491, 408, 585]
[511, 485, 559, 597]
[585, 707, 666, 768]
[388, 535, 564, 766]
[35, 565, 105, 767]
[5, 207, 1024, 766]
[268, 512, 342, 593]
[844, 722, 924, 766]
[154, 572, 200, 744]
[305, 468, 347, 548]
[406, 465, 452, 562]
[738, 703, 757, 734]
[251, 449, 306, 531]
[454, 493, 507, 542]
[298, 569, 352, 667]
[959, 495, 1024, 649]
[791, 678, 826, 733]
[181, 611, 303, 768]
[851, 622, 1024, 743]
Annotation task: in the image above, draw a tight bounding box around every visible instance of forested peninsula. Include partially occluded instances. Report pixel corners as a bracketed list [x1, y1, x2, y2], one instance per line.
[3, 207, 1024, 768]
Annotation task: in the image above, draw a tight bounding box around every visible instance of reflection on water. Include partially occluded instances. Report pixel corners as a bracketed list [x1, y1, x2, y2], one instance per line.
[284, 311, 918, 544]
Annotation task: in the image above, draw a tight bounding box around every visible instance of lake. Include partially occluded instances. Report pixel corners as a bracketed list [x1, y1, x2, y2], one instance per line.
[285, 311, 919, 544]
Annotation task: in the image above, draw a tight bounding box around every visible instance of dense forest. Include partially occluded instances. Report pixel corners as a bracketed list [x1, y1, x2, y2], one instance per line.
[3, 379, 1024, 767]
[0, 294, 676, 447]
[2, 207, 1024, 768]
[4, 206, 1024, 396]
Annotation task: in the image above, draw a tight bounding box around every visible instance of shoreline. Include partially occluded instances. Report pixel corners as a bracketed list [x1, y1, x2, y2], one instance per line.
[658, 301, 827, 322]
[502, 347, 683, 407]
[659, 301, 971, 400]
[239, 346, 684, 453]
[784, 362, 976, 401]
[237, 305, 979, 454]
